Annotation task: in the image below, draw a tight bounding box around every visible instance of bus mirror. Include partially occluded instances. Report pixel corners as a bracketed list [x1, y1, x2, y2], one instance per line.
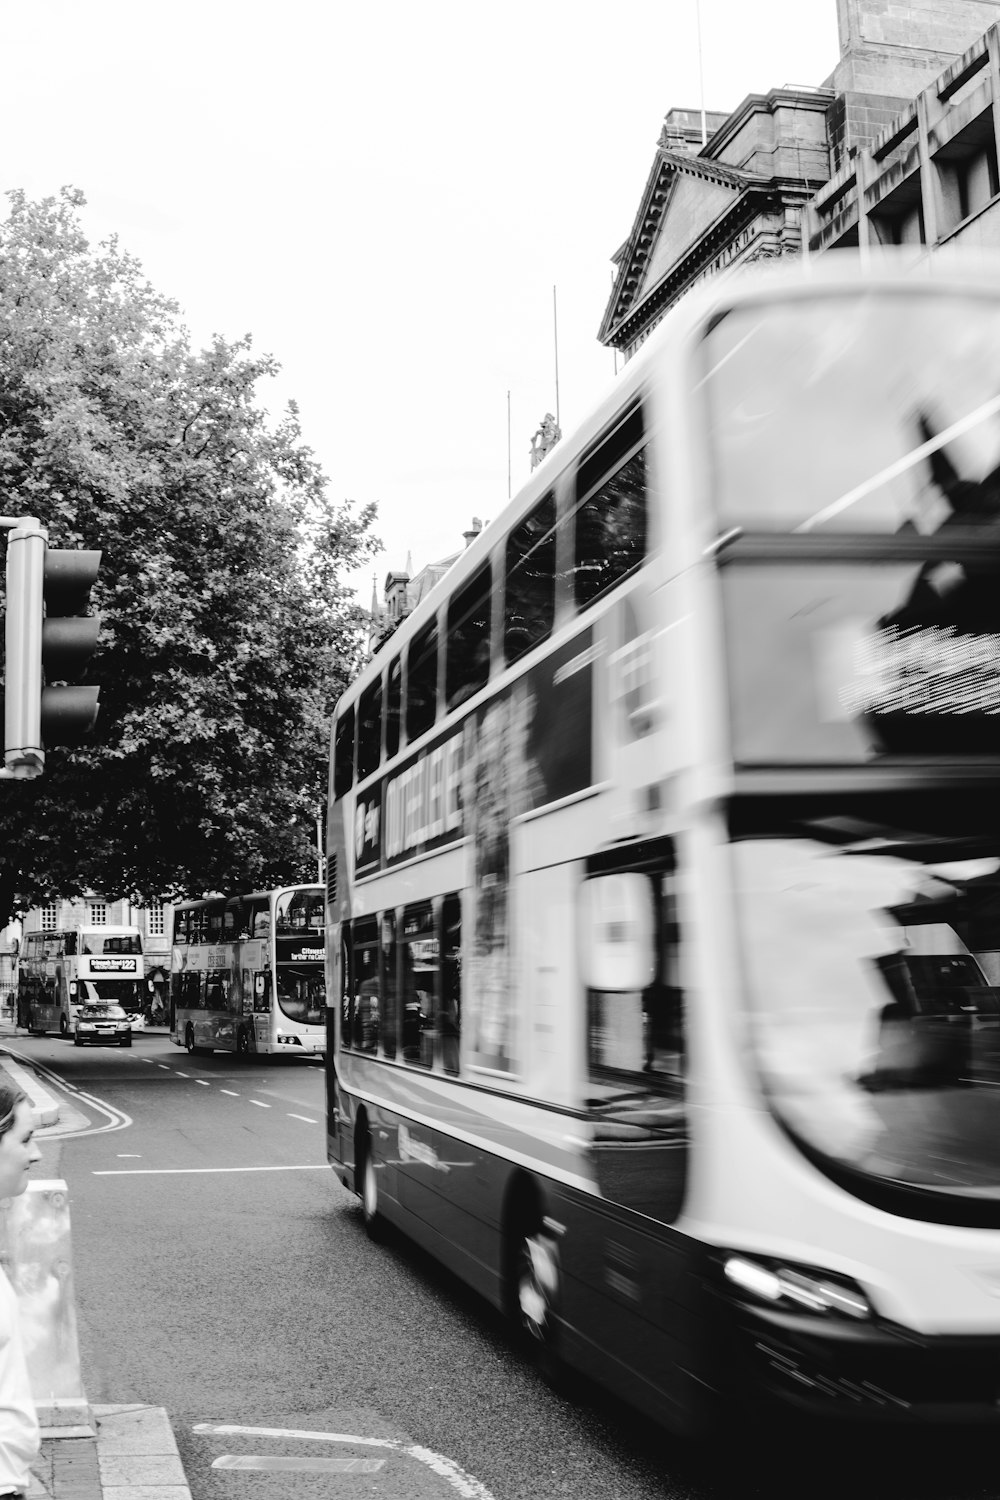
[579, 874, 657, 993]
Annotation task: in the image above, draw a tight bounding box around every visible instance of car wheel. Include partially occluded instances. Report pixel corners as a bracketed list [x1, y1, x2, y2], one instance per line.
[59, 1015, 68, 1038]
[120, 1037, 132, 1048]
[73, 1036, 81, 1047]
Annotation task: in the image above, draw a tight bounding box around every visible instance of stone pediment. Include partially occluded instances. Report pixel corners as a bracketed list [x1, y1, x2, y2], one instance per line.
[599, 148, 767, 343]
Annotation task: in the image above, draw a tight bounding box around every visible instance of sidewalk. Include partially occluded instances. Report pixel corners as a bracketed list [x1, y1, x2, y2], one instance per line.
[33, 1406, 191, 1500]
[0, 1040, 193, 1500]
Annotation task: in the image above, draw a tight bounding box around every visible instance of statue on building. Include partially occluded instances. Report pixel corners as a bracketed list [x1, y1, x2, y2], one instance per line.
[530, 412, 561, 471]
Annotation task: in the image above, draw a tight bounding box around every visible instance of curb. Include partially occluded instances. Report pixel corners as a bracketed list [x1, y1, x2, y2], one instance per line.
[34, 1404, 192, 1500]
[0, 1054, 60, 1128]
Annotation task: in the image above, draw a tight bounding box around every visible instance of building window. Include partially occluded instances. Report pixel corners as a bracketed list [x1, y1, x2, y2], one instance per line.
[41, 903, 58, 932]
[146, 904, 165, 938]
[89, 902, 108, 926]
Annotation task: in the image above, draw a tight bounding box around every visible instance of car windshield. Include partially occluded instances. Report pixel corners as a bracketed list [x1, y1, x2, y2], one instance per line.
[732, 825, 1000, 1221]
[79, 1005, 126, 1019]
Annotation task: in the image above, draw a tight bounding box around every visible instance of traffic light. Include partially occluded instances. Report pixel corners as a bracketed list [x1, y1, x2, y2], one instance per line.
[4, 518, 101, 778]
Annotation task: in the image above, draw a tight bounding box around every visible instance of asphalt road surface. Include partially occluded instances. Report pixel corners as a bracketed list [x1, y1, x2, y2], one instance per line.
[10, 1029, 1000, 1500]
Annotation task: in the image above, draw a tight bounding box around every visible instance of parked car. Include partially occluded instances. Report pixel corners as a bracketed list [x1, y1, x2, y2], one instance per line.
[73, 1003, 133, 1048]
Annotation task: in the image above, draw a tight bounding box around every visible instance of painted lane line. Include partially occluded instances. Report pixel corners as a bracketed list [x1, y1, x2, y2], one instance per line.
[156, 1065, 171, 1071]
[288, 1114, 317, 1124]
[213, 1456, 383, 1475]
[249, 1100, 270, 1108]
[195, 1080, 210, 1086]
[175, 1072, 191, 1078]
[219, 1090, 240, 1097]
[93, 1164, 330, 1175]
[194, 1424, 497, 1499]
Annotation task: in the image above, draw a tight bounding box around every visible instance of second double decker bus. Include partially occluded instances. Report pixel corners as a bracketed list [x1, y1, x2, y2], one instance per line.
[326, 251, 1000, 1436]
[18, 926, 146, 1036]
[170, 886, 325, 1058]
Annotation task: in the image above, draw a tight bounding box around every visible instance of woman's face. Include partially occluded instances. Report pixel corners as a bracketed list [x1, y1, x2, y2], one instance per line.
[0, 1102, 40, 1199]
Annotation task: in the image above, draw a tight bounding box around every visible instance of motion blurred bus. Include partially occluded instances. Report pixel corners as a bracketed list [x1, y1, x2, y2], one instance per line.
[325, 251, 1000, 1433]
[18, 926, 146, 1036]
[170, 886, 325, 1058]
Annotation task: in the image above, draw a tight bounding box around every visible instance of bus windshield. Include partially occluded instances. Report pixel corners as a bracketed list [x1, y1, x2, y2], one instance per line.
[733, 827, 1000, 1217]
[703, 289, 1000, 534]
[275, 966, 324, 1026]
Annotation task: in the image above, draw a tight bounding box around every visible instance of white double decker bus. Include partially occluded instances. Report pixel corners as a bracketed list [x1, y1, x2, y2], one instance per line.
[326, 252, 1000, 1435]
[170, 886, 325, 1058]
[18, 926, 146, 1036]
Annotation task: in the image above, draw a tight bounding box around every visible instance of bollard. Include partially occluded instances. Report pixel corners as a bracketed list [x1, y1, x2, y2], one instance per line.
[0, 1179, 91, 1433]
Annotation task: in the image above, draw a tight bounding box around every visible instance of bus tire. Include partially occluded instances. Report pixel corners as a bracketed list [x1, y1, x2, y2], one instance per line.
[185, 1026, 197, 1055]
[237, 1027, 254, 1058]
[504, 1188, 562, 1379]
[356, 1124, 383, 1242]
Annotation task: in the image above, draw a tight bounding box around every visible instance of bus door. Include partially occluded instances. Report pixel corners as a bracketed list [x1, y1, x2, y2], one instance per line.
[252, 969, 271, 1049]
[563, 842, 694, 1403]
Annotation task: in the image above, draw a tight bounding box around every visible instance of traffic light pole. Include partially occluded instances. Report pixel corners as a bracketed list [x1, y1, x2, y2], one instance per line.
[1, 516, 45, 780]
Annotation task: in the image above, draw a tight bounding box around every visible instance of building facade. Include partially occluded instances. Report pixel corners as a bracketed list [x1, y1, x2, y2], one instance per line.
[599, 0, 1000, 359]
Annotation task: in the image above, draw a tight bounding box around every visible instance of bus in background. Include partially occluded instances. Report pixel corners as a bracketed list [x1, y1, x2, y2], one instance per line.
[170, 886, 325, 1058]
[18, 926, 146, 1037]
[326, 253, 1000, 1436]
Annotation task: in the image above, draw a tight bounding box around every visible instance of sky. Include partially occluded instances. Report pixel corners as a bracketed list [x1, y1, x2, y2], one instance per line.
[0, 0, 840, 598]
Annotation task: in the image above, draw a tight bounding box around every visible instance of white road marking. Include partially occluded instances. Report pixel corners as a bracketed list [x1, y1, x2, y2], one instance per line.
[213, 1456, 383, 1474]
[193, 1423, 498, 1498]
[156, 1064, 171, 1070]
[195, 1080, 210, 1086]
[93, 1164, 329, 1176]
[116, 1154, 142, 1159]
[175, 1072, 190, 1078]
[220, 1090, 239, 1097]
[287, 1114, 317, 1124]
[249, 1099, 269, 1108]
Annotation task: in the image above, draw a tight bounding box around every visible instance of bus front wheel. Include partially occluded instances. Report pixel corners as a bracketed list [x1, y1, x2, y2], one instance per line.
[356, 1125, 383, 1242]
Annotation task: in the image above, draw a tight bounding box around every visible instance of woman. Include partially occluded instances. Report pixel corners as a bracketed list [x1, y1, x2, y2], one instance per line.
[0, 1081, 41, 1500]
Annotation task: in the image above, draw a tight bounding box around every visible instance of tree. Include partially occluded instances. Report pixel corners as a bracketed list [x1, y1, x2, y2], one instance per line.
[0, 187, 378, 923]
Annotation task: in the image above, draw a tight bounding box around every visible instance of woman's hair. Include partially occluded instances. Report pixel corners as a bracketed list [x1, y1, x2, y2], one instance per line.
[0, 1081, 27, 1141]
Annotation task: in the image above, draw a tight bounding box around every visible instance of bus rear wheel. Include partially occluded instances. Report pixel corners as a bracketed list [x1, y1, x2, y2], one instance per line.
[356, 1126, 383, 1242]
[505, 1195, 562, 1377]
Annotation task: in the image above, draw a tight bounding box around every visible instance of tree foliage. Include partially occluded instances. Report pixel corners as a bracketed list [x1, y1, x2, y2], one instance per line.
[0, 187, 378, 922]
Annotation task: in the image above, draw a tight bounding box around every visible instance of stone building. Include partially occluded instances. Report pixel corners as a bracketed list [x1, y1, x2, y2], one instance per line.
[599, 0, 1000, 360]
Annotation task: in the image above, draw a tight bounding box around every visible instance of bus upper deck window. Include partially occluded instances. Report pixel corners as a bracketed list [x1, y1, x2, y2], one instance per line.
[446, 562, 492, 710]
[386, 658, 402, 759]
[505, 492, 555, 664]
[573, 404, 647, 611]
[333, 706, 355, 799]
[357, 677, 382, 781]
[406, 620, 438, 743]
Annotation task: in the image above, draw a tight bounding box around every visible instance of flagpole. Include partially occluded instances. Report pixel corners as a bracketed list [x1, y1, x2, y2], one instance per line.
[695, 0, 707, 147]
[553, 285, 561, 432]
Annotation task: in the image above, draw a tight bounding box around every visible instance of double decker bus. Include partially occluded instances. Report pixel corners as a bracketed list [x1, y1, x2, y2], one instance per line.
[18, 926, 146, 1036]
[170, 886, 325, 1058]
[326, 252, 1000, 1434]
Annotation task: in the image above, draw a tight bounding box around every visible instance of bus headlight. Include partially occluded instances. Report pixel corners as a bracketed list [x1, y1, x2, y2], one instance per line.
[721, 1253, 874, 1320]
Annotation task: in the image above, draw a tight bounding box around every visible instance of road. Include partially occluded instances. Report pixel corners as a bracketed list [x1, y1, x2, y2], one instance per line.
[9, 1030, 1000, 1500]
